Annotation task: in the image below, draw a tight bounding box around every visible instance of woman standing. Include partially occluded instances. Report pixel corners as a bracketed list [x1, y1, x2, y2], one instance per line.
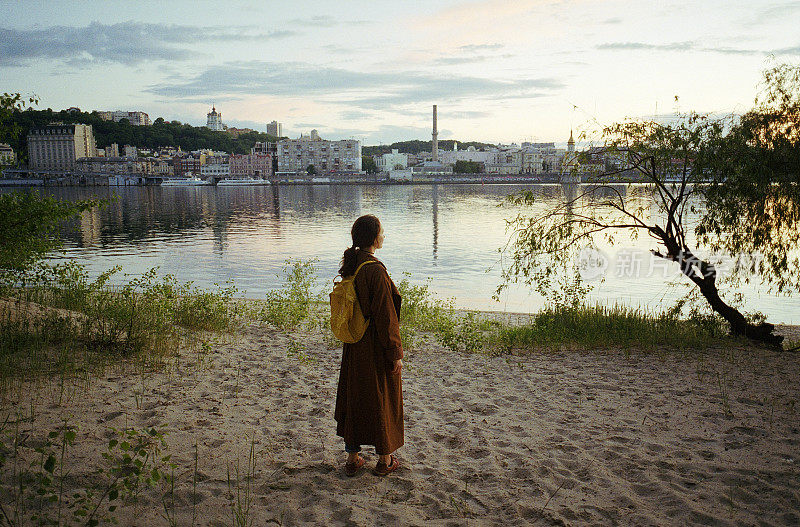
[334, 215, 404, 477]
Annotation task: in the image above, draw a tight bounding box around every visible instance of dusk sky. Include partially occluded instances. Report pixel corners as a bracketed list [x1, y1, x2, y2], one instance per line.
[2, 0, 798, 146]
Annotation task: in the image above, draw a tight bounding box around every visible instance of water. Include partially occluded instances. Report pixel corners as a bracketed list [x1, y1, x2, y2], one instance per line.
[8, 184, 799, 324]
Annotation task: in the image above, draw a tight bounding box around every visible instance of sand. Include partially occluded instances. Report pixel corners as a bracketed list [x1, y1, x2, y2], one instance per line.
[4, 321, 800, 526]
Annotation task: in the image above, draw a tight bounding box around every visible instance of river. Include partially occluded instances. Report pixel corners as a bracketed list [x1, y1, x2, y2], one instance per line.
[8, 184, 799, 324]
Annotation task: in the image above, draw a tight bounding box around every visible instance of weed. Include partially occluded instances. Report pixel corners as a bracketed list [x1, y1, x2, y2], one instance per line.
[0, 420, 172, 526]
[227, 438, 257, 527]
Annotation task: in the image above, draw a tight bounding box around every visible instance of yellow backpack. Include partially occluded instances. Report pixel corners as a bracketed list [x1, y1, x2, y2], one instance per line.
[330, 260, 378, 343]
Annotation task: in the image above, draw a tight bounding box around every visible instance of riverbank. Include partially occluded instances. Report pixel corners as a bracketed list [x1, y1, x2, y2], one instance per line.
[4, 316, 799, 525]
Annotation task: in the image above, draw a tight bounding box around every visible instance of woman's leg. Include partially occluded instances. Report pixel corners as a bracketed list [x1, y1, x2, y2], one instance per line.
[345, 444, 361, 463]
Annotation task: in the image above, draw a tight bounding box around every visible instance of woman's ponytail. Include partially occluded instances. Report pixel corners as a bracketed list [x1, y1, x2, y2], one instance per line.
[339, 246, 358, 277]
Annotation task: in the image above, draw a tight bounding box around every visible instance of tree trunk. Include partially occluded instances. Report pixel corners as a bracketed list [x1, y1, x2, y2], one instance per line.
[695, 279, 784, 348]
[653, 227, 785, 348]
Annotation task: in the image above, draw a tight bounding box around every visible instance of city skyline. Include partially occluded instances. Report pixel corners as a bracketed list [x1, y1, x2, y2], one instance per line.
[1, 0, 799, 146]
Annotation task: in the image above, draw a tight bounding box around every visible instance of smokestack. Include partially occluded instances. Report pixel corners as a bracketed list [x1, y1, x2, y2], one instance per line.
[432, 105, 438, 162]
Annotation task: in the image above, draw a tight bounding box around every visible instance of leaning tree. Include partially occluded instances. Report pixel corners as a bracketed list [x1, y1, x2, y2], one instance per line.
[500, 63, 799, 348]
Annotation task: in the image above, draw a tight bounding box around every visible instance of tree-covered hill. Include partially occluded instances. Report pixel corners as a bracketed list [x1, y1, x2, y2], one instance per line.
[5, 108, 280, 162]
[362, 139, 496, 156]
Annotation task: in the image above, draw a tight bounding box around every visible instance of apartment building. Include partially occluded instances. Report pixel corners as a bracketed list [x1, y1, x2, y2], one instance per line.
[229, 153, 271, 178]
[27, 124, 97, 170]
[277, 133, 361, 173]
[266, 120, 282, 137]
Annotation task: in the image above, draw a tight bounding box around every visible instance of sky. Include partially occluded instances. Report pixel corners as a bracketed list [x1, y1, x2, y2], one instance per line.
[1, 0, 799, 146]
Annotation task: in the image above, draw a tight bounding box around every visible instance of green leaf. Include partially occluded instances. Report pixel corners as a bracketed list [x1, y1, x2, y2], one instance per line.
[108, 488, 119, 501]
[43, 454, 56, 473]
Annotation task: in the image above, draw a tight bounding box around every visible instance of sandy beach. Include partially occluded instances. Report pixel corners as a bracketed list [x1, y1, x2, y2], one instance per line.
[5, 321, 800, 526]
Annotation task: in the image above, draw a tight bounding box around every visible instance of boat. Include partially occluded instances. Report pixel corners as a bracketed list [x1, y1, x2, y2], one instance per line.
[216, 178, 270, 186]
[161, 177, 212, 186]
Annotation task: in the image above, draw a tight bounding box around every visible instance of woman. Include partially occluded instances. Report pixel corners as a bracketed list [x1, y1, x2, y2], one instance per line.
[334, 214, 404, 477]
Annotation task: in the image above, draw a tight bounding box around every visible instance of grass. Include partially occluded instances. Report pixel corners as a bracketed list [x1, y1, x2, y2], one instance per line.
[0, 262, 242, 397]
[494, 304, 730, 352]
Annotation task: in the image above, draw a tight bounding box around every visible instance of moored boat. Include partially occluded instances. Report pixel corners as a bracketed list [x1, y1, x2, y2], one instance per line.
[161, 177, 212, 186]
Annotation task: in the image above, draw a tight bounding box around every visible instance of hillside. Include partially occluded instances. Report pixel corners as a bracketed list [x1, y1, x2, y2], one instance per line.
[5, 109, 280, 162]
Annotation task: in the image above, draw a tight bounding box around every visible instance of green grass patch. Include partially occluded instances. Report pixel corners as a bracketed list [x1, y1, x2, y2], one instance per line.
[495, 304, 730, 352]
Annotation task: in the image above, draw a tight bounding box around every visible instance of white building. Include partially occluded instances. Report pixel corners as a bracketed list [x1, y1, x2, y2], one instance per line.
[277, 133, 361, 174]
[27, 124, 97, 170]
[439, 146, 496, 167]
[97, 110, 151, 126]
[200, 162, 230, 179]
[377, 149, 408, 171]
[266, 120, 282, 137]
[123, 145, 137, 158]
[206, 106, 224, 131]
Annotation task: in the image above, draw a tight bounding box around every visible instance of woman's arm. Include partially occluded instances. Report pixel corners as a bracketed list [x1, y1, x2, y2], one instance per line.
[368, 267, 403, 363]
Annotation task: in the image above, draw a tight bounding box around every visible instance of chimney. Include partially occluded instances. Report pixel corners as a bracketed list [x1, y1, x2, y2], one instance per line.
[432, 105, 438, 162]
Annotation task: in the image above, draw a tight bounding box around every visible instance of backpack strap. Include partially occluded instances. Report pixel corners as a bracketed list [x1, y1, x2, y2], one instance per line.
[352, 259, 378, 278]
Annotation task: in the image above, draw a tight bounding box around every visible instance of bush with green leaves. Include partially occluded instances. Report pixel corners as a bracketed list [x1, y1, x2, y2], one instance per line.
[248, 259, 319, 330]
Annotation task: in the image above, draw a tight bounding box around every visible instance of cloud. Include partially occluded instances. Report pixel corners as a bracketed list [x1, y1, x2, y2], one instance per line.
[754, 1, 800, 23]
[287, 16, 339, 28]
[146, 60, 564, 109]
[601, 17, 623, 24]
[0, 21, 297, 67]
[449, 111, 491, 119]
[597, 41, 697, 52]
[339, 110, 375, 120]
[597, 40, 800, 56]
[457, 43, 504, 52]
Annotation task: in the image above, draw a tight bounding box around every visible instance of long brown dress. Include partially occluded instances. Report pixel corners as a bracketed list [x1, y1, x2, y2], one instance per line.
[334, 250, 404, 455]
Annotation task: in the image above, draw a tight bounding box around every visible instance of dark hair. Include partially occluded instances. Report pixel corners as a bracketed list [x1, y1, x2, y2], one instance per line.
[339, 215, 381, 276]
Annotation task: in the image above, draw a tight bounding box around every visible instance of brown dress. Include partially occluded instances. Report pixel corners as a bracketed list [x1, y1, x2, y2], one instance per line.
[334, 250, 404, 455]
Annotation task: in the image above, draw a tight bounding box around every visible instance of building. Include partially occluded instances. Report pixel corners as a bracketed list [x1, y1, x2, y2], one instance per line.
[0, 143, 16, 165]
[97, 110, 151, 126]
[266, 120, 282, 137]
[485, 147, 523, 175]
[276, 133, 361, 174]
[123, 145, 137, 158]
[104, 143, 119, 157]
[200, 161, 230, 179]
[376, 149, 408, 171]
[173, 156, 201, 177]
[206, 106, 224, 131]
[229, 153, 271, 178]
[27, 124, 96, 170]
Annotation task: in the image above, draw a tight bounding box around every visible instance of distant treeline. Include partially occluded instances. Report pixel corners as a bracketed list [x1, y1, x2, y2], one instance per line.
[5, 108, 281, 161]
[362, 139, 495, 156]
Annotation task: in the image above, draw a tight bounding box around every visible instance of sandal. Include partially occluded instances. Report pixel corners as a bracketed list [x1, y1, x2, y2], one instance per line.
[345, 455, 365, 477]
[372, 455, 400, 477]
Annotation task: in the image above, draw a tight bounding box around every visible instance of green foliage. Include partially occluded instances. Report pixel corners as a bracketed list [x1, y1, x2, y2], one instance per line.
[453, 160, 483, 174]
[0, 421, 171, 526]
[0, 192, 97, 283]
[699, 62, 800, 293]
[247, 260, 318, 330]
[306, 164, 316, 176]
[361, 155, 377, 174]
[496, 304, 728, 352]
[0, 92, 38, 164]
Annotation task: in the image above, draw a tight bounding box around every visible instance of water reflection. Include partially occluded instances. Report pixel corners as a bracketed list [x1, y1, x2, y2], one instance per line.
[5, 184, 797, 323]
